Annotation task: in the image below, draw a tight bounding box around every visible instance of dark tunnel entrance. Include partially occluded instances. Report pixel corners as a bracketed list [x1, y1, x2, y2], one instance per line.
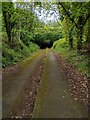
[40, 41, 53, 49]
[34, 41, 54, 49]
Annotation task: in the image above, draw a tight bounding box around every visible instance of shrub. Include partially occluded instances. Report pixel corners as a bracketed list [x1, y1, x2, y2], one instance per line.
[2, 41, 40, 68]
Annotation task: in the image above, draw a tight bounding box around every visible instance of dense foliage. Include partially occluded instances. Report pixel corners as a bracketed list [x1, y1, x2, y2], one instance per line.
[55, 2, 90, 51]
[2, 2, 40, 67]
[33, 26, 62, 48]
[2, 1, 90, 73]
[52, 2, 90, 77]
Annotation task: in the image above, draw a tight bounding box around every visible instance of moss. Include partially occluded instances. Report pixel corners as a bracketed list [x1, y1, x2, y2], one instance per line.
[33, 51, 49, 117]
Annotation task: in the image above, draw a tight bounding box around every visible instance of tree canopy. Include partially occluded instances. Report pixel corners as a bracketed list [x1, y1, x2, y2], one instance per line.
[2, 1, 90, 67]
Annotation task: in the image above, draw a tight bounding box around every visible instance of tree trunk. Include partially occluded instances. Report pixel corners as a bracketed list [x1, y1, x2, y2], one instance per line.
[69, 37, 73, 49]
[77, 27, 83, 52]
[86, 19, 90, 55]
[2, 2, 14, 45]
[77, 16, 83, 52]
[68, 28, 73, 49]
[3, 11, 12, 43]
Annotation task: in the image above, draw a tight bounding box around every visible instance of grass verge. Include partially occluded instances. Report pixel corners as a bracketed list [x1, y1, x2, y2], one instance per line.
[53, 38, 89, 78]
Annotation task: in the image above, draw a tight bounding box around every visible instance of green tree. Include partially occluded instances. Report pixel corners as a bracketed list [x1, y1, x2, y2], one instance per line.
[2, 2, 15, 44]
[58, 2, 90, 52]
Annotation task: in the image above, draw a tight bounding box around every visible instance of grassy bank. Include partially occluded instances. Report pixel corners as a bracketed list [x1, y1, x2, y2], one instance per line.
[53, 38, 89, 77]
[2, 41, 40, 68]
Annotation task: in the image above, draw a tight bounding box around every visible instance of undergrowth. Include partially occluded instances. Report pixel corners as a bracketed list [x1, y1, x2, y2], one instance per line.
[0, 42, 2, 68]
[2, 41, 40, 68]
[53, 38, 89, 77]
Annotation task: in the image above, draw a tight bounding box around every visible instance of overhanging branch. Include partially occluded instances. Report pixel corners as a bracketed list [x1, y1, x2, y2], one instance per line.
[58, 2, 77, 28]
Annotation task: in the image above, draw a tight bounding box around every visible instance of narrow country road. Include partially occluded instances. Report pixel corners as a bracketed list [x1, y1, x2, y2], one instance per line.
[33, 50, 88, 118]
[2, 49, 88, 118]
